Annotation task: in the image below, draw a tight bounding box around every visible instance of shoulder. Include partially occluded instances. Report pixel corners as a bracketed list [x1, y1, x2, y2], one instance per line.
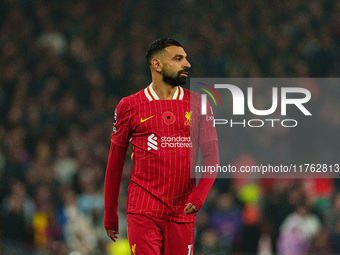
[116, 88, 148, 109]
[182, 88, 202, 106]
[185, 88, 201, 99]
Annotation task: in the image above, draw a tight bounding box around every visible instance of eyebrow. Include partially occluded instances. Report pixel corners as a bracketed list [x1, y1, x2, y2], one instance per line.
[172, 54, 186, 59]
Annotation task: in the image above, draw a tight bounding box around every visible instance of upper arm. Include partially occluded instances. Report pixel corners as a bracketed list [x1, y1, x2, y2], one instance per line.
[111, 98, 132, 148]
[199, 101, 218, 146]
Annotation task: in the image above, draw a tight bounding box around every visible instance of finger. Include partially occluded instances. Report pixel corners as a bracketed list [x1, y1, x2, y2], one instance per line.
[184, 203, 193, 214]
[107, 229, 119, 234]
[184, 203, 191, 211]
[186, 208, 194, 214]
[107, 230, 119, 241]
[110, 235, 118, 242]
[185, 203, 198, 214]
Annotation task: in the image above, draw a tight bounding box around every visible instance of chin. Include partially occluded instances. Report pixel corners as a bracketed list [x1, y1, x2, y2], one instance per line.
[178, 77, 187, 86]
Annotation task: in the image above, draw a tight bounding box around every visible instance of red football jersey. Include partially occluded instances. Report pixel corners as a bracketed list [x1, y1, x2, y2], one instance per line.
[111, 84, 217, 222]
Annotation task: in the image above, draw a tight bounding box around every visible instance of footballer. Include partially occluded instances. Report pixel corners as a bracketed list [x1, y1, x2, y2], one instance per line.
[104, 38, 219, 255]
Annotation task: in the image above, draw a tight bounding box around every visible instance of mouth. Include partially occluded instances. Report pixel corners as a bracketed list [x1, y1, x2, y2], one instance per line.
[180, 71, 188, 77]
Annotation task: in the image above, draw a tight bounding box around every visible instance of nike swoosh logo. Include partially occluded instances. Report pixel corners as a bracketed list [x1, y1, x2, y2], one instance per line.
[140, 115, 155, 123]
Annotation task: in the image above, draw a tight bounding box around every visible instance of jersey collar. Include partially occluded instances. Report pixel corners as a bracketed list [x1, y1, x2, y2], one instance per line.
[144, 83, 184, 101]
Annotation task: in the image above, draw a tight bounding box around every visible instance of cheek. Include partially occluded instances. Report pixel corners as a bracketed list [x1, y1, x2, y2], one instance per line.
[163, 65, 176, 75]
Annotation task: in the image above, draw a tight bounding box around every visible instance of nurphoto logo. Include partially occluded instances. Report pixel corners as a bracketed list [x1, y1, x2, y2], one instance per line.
[196, 81, 312, 128]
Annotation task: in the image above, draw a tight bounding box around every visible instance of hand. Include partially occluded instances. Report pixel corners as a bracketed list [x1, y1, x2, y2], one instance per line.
[106, 229, 120, 242]
[184, 203, 198, 215]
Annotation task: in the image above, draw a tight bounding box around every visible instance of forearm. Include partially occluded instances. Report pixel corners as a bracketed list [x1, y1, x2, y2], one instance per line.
[187, 140, 219, 211]
[104, 142, 127, 230]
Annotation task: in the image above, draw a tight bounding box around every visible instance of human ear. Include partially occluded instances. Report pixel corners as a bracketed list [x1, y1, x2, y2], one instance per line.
[151, 58, 162, 73]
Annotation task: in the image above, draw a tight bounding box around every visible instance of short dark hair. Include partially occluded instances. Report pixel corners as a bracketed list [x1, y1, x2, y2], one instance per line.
[145, 38, 182, 66]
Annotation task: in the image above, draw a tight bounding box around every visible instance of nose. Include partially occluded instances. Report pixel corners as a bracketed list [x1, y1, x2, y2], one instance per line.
[184, 59, 191, 69]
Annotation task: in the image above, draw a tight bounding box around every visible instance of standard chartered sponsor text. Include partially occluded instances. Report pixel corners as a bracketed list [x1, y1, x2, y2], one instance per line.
[160, 136, 192, 148]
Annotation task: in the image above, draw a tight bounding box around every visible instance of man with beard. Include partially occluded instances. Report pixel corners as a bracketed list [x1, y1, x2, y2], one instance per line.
[104, 38, 219, 255]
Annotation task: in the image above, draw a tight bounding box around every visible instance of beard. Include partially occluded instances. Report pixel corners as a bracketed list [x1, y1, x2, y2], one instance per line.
[162, 69, 188, 86]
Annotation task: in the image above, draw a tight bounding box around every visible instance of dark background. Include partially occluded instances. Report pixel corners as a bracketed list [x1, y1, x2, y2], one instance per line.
[0, 0, 339, 254]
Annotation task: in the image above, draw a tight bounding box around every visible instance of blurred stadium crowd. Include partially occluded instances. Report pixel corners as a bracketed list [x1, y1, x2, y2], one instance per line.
[0, 0, 339, 254]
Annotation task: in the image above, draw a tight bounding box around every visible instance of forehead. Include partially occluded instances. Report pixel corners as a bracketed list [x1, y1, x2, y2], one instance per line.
[163, 45, 187, 57]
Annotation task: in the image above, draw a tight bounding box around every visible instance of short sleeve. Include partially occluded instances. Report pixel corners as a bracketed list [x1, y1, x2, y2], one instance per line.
[111, 98, 132, 148]
[199, 101, 218, 146]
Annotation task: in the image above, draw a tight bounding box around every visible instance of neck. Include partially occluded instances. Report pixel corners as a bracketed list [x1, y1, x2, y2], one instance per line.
[151, 80, 178, 100]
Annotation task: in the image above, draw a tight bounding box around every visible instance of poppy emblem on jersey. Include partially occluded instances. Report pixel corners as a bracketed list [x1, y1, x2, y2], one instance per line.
[163, 111, 176, 124]
[185, 111, 192, 126]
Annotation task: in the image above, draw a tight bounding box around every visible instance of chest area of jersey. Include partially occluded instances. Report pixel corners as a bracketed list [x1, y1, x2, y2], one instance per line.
[131, 100, 193, 136]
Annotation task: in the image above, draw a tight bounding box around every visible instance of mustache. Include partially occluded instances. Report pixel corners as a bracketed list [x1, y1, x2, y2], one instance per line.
[178, 69, 189, 75]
